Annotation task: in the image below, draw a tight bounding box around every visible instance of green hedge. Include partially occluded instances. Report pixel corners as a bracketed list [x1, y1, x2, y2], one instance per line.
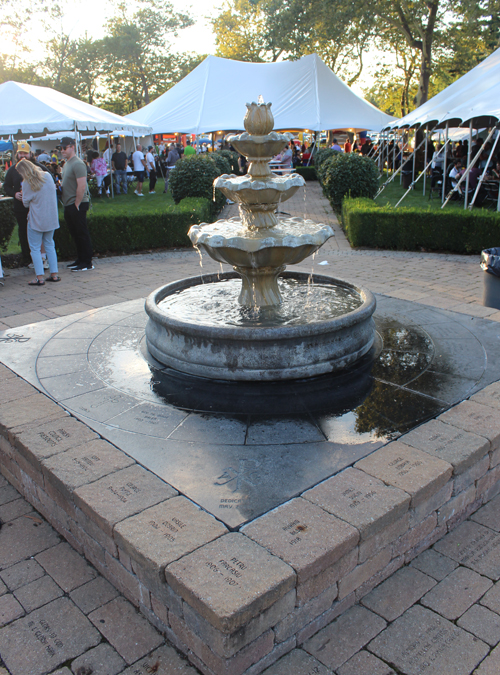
[342, 197, 500, 253]
[0, 199, 16, 252]
[54, 197, 211, 258]
[294, 166, 317, 181]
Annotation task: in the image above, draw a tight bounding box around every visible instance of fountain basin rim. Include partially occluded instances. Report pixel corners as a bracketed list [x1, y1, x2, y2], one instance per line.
[214, 173, 305, 191]
[189, 224, 334, 252]
[145, 271, 376, 341]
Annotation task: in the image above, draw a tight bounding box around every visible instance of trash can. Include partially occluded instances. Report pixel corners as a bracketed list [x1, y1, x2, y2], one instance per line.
[481, 248, 500, 309]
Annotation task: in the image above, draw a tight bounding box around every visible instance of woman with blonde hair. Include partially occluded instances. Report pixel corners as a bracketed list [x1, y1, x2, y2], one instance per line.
[16, 159, 60, 286]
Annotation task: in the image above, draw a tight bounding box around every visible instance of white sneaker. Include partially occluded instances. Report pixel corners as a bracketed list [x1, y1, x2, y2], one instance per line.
[43, 260, 49, 270]
[28, 263, 34, 269]
[135, 191, 144, 196]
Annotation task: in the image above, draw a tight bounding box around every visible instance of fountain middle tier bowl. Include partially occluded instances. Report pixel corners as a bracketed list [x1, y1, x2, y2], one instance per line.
[214, 173, 305, 208]
[189, 216, 334, 268]
[145, 271, 376, 382]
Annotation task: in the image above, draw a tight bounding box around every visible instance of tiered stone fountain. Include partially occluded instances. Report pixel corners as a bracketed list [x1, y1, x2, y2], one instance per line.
[145, 99, 376, 381]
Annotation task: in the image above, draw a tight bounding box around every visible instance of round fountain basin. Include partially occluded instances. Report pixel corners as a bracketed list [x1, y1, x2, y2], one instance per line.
[145, 271, 376, 381]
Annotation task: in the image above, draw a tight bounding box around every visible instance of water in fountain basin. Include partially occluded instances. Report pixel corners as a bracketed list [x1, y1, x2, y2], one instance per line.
[158, 277, 363, 328]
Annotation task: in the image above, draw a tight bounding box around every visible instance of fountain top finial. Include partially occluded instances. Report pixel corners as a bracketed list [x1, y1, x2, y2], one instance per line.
[244, 98, 274, 135]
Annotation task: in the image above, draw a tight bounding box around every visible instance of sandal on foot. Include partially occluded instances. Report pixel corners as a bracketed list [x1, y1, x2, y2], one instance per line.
[28, 279, 45, 286]
[46, 276, 61, 282]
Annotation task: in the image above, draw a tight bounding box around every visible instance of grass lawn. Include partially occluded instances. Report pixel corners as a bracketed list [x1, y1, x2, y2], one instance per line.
[6, 176, 175, 255]
[375, 172, 496, 213]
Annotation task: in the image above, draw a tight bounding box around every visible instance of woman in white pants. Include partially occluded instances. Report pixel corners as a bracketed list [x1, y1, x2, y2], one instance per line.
[16, 159, 60, 286]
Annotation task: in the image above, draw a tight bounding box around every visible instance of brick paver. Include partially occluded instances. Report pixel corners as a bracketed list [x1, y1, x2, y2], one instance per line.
[1, 183, 500, 674]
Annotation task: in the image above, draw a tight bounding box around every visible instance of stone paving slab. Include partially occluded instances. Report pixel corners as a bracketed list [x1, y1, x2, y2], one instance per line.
[368, 605, 489, 675]
[88, 596, 163, 664]
[0, 596, 101, 675]
[420, 566, 492, 620]
[434, 521, 500, 580]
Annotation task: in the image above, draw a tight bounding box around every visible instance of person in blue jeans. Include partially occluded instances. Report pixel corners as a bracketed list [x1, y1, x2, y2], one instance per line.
[16, 159, 60, 286]
[112, 143, 128, 194]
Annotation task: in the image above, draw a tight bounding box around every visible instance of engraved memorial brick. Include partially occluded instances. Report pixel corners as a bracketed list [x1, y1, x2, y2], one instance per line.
[368, 605, 489, 675]
[0, 597, 100, 675]
[165, 532, 296, 633]
[242, 497, 358, 583]
[470, 382, 500, 410]
[355, 441, 452, 507]
[439, 400, 500, 450]
[0, 378, 37, 405]
[42, 439, 135, 496]
[361, 566, 436, 621]
[0, 394, 64, 432]
[303, 467, 410, 539]
[74, 465, 177, 535]
[114, 496, 228, 589]
[402, 419, 489, 474]
[434, 521, 500, 580]
[11, 416, 99, 469]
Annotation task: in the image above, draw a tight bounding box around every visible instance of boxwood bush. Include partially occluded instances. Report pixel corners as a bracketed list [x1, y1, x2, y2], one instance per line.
[54, 197, 211, 258]
[294, 166, 317, 181]
[342, 197, 500, 253]
[321, 154, 379, 210]
[0, 199, 16, 252]
[219, 150, 240, 174]
[169, 155, 226, 216]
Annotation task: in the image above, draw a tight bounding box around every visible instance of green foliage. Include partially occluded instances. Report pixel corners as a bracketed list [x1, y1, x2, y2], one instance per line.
[320, 154, 379, 209]
[314, 149, 342, 183]
[294, 166, 317, 181]
[210, 153, 232, 176]
[0, 200, 16, 252]
[169, 155, 226, 216]
[219, 150, 240, 174]
[342, 197, 500, 253]
[54, 197, 210, 258]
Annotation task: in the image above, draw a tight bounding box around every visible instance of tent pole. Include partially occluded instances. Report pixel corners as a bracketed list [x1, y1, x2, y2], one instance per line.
[469, 126, 500, 209]
[442, 122, 449, 202]
[442, 125, 497, 208]
[411, 131, 416, 187]
[375, 120, 443, 199]
[392, 132, 398, 176]
[465, 120, 472, 209]
[395, 139, 450, 207]
[423, 124, 429, 196]
[108, 132, 114, 199]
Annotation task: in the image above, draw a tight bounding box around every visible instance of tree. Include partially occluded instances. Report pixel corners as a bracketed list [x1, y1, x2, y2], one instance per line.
[101, 0, 194, 109]
[212, 0, 371, 85]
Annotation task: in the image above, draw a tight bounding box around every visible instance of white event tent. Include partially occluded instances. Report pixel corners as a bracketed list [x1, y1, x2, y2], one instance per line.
[384, 47, 500, 130]
[0, 81, 151, 137]
[132, 54, 394, 134]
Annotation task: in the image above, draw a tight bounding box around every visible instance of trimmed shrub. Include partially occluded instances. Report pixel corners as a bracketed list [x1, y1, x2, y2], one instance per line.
[342, 197, 500, 254]
[54, 197, 211, 258]
[314, 148, 338, 170]
[321, 154, 379, 210]
[219, 150, 240, 174]
[294, 166, 317, 181]
[169, 155, 226, 216]
[0, 199, 16, 252]
[210, 153, 232, 176]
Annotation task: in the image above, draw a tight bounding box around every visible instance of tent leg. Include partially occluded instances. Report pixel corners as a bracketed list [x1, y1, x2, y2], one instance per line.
[442, 122, 449, 202]
[465, 121, 472, 209]
[108, 132, 114, 199]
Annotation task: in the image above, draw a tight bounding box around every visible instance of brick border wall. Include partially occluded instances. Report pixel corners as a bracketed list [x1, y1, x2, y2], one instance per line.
[1, 363, 500, 675]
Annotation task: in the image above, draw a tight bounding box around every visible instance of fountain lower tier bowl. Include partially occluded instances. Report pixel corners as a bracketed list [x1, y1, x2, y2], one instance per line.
[145, 271, 376, 382]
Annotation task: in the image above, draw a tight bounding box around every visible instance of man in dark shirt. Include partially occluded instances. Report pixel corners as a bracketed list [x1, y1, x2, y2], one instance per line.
[3, 141, 50, 265]
[111, 143, 128, 195]
[164, 143, 180, 193]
